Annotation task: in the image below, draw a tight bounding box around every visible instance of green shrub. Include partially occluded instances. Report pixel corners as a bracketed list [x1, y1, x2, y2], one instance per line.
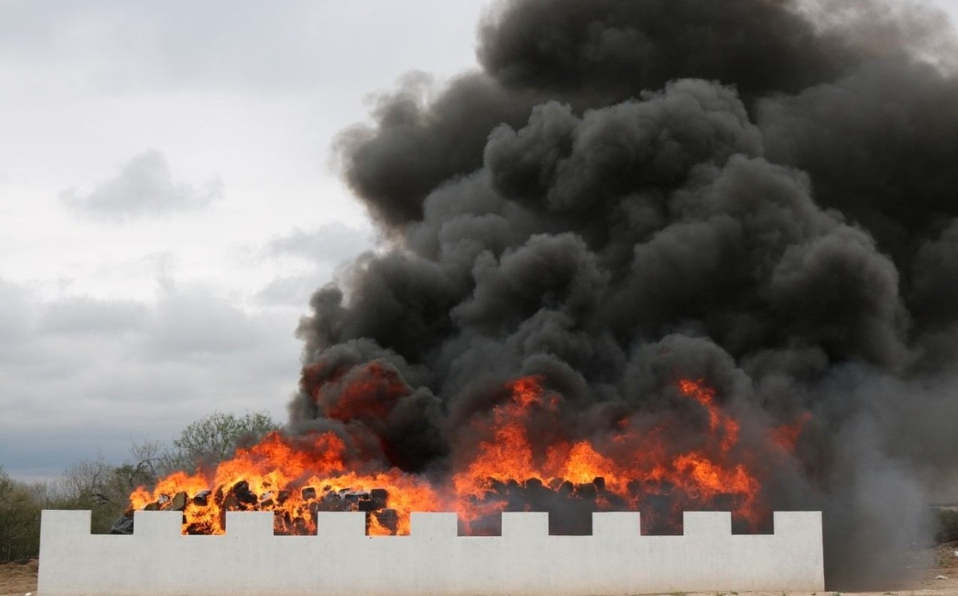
[935, 509, 958, 544]
[0, 467, 43, 562]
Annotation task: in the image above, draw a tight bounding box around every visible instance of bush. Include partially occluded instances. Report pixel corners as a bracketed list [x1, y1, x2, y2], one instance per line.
[936, 509, 958, 544]
[0, 467, 43, 562]
[161, 410, 279, 474]
[0, 410, 280, 559]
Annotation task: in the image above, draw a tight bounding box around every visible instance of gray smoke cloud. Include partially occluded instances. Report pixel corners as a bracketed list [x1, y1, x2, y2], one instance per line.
[290, 0, 958, 588]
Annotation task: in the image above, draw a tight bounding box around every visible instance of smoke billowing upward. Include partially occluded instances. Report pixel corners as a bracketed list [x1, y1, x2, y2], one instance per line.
[293, 0, 958, 588]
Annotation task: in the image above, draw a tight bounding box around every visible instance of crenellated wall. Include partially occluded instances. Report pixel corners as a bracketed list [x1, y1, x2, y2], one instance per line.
[38, 509, 824, 596]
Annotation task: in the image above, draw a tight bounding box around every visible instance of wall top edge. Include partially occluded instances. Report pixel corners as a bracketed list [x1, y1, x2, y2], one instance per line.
[40, 509, 822, 539]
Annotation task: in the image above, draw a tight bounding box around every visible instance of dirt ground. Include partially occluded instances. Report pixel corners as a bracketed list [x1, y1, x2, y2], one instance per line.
[0, 559, 36, 596]
[1, 542, 956, 596]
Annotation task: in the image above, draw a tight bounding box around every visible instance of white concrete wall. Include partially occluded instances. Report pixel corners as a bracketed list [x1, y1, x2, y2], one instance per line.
[39, 510, 824, 596]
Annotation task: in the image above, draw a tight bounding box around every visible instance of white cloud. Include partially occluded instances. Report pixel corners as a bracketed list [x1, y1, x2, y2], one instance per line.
[61, 149, 222, 221]
[0, 0, 491, 483]
[255, 274, 327, 308]
[143, 287, 272, 357]
[266, 222, 373, 263]
[39, 296, 148, 335]
[249, 222, 374, 307]
[0, 1, 486, 96]
[0, 277, 35, 342]
[0, 278, 299, 480]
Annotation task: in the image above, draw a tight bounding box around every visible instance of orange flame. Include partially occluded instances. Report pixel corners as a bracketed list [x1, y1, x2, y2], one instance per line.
[129, 375, 808, 536]
[770, 411, 813, 451]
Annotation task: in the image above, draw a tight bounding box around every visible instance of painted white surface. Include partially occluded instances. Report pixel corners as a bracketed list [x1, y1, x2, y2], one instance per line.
[38, 510, 824, 596]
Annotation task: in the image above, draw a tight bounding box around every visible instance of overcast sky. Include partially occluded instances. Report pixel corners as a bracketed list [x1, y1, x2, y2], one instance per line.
[3, 0, 958, 482]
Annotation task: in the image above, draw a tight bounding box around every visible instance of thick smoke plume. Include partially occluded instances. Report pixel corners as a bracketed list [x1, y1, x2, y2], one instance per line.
[292, 0, 958, 587]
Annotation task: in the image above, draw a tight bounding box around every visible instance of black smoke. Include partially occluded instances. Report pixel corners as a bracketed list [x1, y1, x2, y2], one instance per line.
[291, 0, 958, 588]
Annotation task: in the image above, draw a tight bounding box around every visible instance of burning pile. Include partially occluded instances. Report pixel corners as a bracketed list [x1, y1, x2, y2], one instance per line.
[127, 377, 806, 536]
[132, 483, 398, 535]
[128, 0, 958, 587]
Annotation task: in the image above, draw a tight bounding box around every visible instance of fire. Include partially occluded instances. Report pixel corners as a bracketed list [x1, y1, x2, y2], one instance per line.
[448, 376, 764, 533]
[129, 431, 442, 535]
[127, 376, 807, 536]
[770, 411, 813, 451]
